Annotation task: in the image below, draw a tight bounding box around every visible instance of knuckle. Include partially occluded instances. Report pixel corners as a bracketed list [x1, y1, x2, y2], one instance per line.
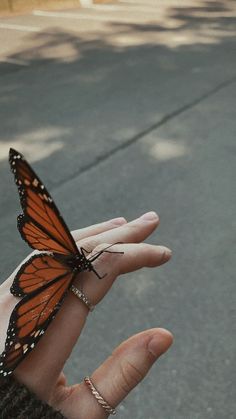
[128, 223, 140, 234]
[78, 238, 97, 252]
[118, 360, 143, 394]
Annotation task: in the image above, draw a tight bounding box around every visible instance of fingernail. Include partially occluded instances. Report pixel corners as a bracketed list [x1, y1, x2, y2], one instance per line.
[158, 246, 172, 262]
[139, 211, 159, 221]
[110, 217, 127, 226]
[148, 337, 163, 357]
[148, 330, 173, 357]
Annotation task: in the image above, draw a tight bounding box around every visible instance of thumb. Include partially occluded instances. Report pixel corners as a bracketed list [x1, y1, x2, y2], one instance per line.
[92, 328, 173, 407]
[60, 328, 173, 419]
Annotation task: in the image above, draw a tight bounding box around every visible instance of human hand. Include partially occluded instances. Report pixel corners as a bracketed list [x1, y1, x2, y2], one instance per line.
[0, 212, 173, 418]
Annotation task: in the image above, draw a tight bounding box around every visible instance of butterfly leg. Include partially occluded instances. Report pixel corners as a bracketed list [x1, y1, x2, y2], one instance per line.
[90, 266, 107, 280]
[80, 247, 92, 257]
[88, 243, 123, 279]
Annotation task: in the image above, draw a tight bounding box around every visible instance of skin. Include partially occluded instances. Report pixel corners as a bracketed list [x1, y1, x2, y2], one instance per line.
[0, 211, 173, 418]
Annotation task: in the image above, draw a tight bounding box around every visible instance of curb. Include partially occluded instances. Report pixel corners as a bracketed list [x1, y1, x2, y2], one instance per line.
[0, 0, 111, 14]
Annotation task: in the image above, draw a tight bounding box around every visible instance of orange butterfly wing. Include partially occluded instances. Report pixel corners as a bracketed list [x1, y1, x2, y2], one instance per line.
[9, 148, 78, 256]
[0, 149, 90, 377]
[10, 253, 72, 297]
[0, 255, 75, 376]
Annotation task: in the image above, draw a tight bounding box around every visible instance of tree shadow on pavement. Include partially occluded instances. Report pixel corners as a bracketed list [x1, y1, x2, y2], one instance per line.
[0, 0, 235, 246]
[0, 2, 236, 419]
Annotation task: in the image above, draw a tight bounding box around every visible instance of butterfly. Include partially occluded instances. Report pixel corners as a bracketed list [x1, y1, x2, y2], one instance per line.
[0, 148, 107, 377]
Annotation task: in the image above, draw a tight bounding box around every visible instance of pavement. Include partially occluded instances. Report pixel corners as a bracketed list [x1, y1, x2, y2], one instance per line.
[0, 1, 235, 418]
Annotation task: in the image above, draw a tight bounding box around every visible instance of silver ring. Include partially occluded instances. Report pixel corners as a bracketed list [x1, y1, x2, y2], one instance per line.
[70, 285, 95, 312]
[84, 376, 116, 415]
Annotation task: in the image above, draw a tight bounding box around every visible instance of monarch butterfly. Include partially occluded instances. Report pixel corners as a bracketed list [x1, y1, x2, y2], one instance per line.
[0, 148, 107, 377]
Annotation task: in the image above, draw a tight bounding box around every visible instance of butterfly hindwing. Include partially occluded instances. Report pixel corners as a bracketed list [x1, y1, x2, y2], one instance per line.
[10, 253, 71, 297]
[0, 267, 75, 376]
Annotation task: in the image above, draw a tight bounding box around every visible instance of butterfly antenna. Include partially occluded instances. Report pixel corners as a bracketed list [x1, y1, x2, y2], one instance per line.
[89, 243, 124, 262]
[80, 247, 91, 257]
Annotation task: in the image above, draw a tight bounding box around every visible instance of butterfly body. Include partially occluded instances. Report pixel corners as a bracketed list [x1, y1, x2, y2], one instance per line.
[69, 255, 84, 272]
[54, 252, 93, 273]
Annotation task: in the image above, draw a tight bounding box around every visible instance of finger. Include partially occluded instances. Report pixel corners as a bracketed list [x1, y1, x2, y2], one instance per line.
[3, 212, 154, 288]
[14, 243, 171, 398]
[78, 211, 160, 250]
[71, 217, 127, 242]
[59, 329, 173, 419]
[78, 242, 172, 305]
[2, 211, 154, 290]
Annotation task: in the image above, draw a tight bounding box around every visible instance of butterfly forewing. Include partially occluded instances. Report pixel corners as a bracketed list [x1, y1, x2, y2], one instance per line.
[17, 217, 73, 254]
[9, 148, 78, 256]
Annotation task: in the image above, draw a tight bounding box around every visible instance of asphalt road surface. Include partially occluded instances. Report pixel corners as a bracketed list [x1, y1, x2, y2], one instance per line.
[0, 1, 235, 418]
